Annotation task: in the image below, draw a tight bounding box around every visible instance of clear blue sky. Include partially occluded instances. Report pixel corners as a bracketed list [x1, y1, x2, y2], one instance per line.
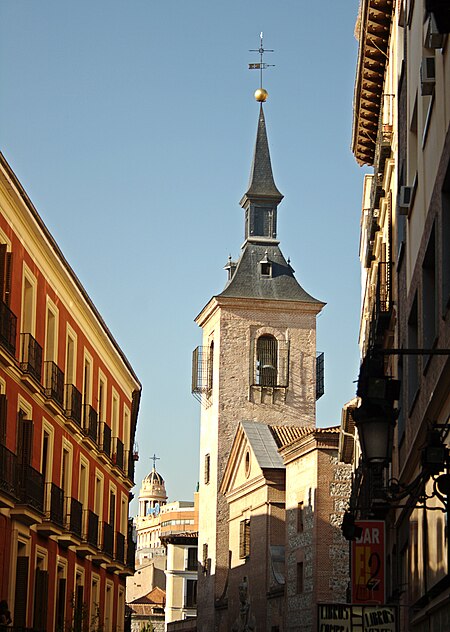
[0, 0, 366, 507]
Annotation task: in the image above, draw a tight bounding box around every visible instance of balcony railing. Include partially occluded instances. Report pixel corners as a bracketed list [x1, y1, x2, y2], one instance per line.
[0, 300, 16, 356]
[99, 422, 111, 458]
[16, 464, 44, 513]
[0, 443, 17, 499]
[112, 436, 124, 469]
[65, 384, 82, 427]
[84, 509, 99, 547]
[44, 361, 64, 407]
[102, 522, 114, 557]
[65, 496, 83, 537]
[20, 333, 43, 382]
[116, 531, 125, 563]
[83, 405, 98, 443]
[43, 482, 64, 526]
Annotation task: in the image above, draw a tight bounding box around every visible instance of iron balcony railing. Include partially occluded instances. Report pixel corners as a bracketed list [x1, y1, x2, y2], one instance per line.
[16, 464, 44, 513]
[112, 436, 124, 469]
[102, 521, 114, 557]
[43, 482, 64, 526]
[0, 443, 17, 499]
[191, 346, 213, 402]
[65, 496, 83, 537]
[84, 509, 99, 547]
[0, 300, 16, 356]
[83, 405, 98, 443]
[65, 384, 82, 427]
[20, 333, 43, 382]
[116, 531, 125, 563]
[44, 360, 64, 407]
[99, 422, 111, 458]
[316, 352, 325, 401]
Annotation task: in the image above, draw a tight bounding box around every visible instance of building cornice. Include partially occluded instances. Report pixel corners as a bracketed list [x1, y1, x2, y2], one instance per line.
[352, 0, 394, 166]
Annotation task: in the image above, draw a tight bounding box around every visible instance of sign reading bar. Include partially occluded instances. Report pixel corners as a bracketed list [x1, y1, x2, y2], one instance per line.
[317, 604, 397, 632]
[351, 521, 385, 604]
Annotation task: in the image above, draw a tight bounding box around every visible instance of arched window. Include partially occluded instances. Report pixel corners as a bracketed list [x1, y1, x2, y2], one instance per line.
[256, 335, 278, 386]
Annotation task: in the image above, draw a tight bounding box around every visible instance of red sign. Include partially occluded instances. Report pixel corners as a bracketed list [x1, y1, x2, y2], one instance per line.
[351, 521, 385, 605]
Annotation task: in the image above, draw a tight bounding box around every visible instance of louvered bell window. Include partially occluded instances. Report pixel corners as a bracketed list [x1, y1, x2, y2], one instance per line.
[253, 335, 289, 387]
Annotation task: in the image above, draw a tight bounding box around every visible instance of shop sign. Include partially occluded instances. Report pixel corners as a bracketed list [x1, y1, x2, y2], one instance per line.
[317, 604, 397, 632]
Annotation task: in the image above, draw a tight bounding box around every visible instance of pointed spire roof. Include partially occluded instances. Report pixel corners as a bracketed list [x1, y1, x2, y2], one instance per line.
[241, 104, 283, 205]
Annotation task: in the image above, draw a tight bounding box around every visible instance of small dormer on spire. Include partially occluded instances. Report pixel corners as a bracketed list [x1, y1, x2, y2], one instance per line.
[240, 105, 283, 244]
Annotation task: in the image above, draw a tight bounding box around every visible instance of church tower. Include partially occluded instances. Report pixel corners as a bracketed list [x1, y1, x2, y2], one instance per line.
[193, 98, 324, 631]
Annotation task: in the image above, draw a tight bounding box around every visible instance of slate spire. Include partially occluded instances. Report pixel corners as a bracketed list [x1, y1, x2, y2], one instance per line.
[241, 104, 283, 206]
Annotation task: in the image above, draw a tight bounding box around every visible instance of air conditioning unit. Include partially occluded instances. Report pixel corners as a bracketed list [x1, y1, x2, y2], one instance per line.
[398, 186, 413, 214]
[421, 57, 436, 95]
[425, 14, 445, 49]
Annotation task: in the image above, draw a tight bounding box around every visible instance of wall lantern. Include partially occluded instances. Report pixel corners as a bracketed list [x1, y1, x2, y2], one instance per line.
[353, 402, 396, 465]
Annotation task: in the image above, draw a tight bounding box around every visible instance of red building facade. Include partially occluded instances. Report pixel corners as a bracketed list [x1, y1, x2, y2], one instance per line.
[0, 153, 141, 631]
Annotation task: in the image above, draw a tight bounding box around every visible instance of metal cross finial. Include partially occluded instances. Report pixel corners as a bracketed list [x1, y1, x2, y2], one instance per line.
[151, 453, 160, 469]
[249, 32, 275, 89]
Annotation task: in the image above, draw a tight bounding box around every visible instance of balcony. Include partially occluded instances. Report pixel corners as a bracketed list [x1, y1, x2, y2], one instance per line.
[82, 405, 98, 445]
[77, 509, 99, 557]
[65, 383, 82, 429]
[36, 482, 64, 537]
[20, 333, 43, 385]
[126, 537, 136, 573]
[0, 443, 17, 508]
[112, 436, 124, 470]
[44, 360, 64, 409]
[58, 496, 83, 548]
[98, 422, 112, 462]
[10, 464, 44, 525]
[0, 299, 16, 357]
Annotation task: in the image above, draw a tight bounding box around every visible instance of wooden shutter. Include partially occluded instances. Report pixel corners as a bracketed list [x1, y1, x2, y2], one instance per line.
[17, 412, 33, 467]
[56, 577, 66, 632]
[0, 245, 12, 306]
[33, 569, 49, 631]
[0, 394, 7, 445]
[14, 556, 29, 627]
[239, 519, 250, 558]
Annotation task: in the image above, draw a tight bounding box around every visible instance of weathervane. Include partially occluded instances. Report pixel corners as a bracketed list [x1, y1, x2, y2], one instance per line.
[249, 32, 274, 102]
[150, 453, 160, 469]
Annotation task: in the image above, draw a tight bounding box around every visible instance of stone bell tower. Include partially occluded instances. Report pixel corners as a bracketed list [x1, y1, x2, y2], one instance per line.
[193, 98, 324, 632]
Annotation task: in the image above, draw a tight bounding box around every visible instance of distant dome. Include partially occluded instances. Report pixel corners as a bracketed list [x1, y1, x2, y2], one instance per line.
[144, 468, 165, 487]
[138, 466, 168, 511]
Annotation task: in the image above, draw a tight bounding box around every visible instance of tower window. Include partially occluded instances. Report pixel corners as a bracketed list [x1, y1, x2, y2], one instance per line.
[204, 454, 210, 485]
[256, 335, 278, 386]
[252, 335, 289, 388]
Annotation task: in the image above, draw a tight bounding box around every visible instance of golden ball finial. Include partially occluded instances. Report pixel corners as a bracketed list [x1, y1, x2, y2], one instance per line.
[254, 88, 268, 102]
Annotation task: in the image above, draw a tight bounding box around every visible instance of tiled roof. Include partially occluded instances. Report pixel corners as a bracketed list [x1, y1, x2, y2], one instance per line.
[270, 425, 340, 449]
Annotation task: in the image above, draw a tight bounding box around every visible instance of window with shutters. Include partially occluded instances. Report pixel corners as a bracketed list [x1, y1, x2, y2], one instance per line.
[0, 242, 12, 307]
[239, 519, 251, 559]
[21, 267, 37, 336]
[252, 335, 289, 388]
[185, 579, 198, 608]
[186, 546, 198, 571]
[73, 574, 84, 632]
[14, 549, 29, 627]
[17, 408, 33, 468]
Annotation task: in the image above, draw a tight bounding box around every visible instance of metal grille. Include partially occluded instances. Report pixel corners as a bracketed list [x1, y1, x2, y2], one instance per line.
[192, 345, 213, 406]
[44, 360, 64, 406]
[316, 352, 325, 400]
[253, 336, 289, 387]
[20, 333, 42, 382]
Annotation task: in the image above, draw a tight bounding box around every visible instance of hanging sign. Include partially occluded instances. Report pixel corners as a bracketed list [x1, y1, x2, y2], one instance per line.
[351, 521, 385, 605]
